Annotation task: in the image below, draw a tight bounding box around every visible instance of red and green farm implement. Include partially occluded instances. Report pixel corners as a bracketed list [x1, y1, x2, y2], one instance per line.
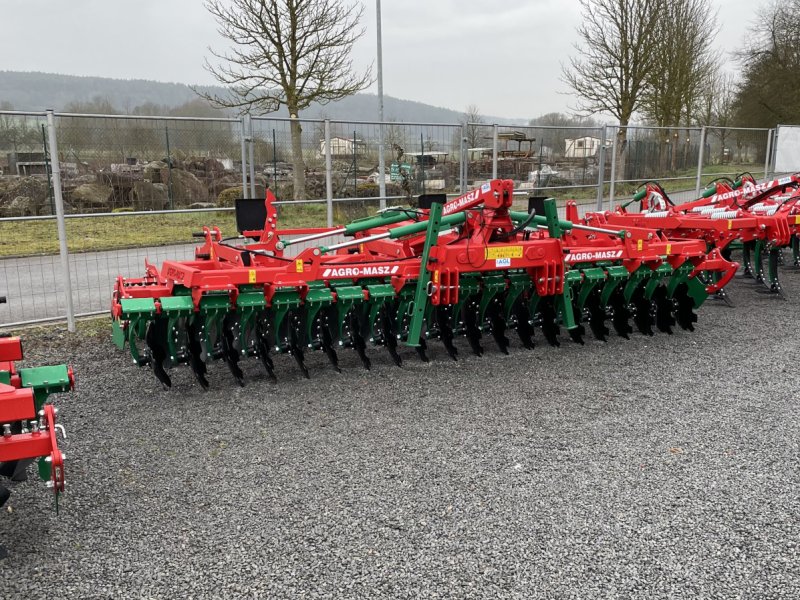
[111, 180, 738, 389]
[0, 295, 73, 556]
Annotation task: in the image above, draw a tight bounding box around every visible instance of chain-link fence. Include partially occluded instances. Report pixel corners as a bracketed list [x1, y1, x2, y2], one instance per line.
[0, 109, 778, 327]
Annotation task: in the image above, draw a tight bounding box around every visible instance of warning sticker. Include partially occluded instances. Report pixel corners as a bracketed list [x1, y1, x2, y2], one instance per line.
[248, 269, 257, 283]
[485, 246, 523, 260]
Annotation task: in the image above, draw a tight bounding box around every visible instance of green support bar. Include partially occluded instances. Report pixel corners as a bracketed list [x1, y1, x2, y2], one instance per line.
[406, 198, 445, 347]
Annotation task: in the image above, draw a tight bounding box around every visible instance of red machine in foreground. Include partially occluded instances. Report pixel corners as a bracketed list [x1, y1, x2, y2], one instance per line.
[0, 295, 72, 537]
[111, 180, 736, 389]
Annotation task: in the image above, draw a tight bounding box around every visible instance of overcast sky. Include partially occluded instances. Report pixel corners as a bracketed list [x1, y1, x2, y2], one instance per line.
[1, 0, 760, 120]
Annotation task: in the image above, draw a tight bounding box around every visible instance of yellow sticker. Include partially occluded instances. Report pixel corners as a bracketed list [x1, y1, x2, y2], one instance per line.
[295, 259, 304, 273]
[248, 269, 257, 283]
[795, 215, 800, 225]
[433, 270, 440, 284]
[485, 246, 523, 260]
[728, 220, 733, 230]
[637, 239, 643, 251]
[666, 243, 671, 255]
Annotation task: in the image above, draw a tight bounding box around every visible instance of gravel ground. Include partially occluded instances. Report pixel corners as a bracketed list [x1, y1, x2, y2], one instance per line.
[1, 274, 799, 599]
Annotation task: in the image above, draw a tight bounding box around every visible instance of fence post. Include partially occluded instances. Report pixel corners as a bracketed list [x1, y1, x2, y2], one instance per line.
[491, 124, 498, 180]
[352, 129, 358, 197]
[460, 124, 467, 193]
[609, 126, 618, 206]
[240, 116, 248, 195]
[378, 121, 386, 210]
[595, 125, 607, 210]
[695, 126, 707, 196]
[764, 128, 774, 178]
[46, 109, 76, 333]
[247, 114, 256, 199]
[165, 125, 174, 209]
[325, 119, 333, 227]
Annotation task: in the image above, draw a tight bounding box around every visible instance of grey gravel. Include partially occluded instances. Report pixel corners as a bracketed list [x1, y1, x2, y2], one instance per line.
[1, 274, 799, 599]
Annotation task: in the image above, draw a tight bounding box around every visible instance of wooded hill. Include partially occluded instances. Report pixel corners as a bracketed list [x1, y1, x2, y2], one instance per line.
[0, 71, 518, 124]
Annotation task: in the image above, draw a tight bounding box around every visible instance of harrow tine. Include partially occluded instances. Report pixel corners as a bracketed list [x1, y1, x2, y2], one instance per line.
[712, 287, 735, 307]
[463, 296, 484, 356]
[435, 306, 459, 361]
[653, 284, 675, 335]
[792, 236, 800, 267]
[346, 308, 371, 370]
[145, 319, 172, 389]
[740, 241, 756, 279]
[415, 338, 430, 363]
[769, 248, 787, 300]
[486, 300, 511, 355]
[378, 304, 403, 367]
[539, 297, 560, 347]
[609, 289, 633, 339]
[673, 283, 698, 332]
[186, 316, 210, 390]
[512, 300, 535, 349]
[311, 309, 340, 373]
[285, 309, 310, 379]
[568, 325, 585, 345]
[631, 287, 654, 336]
[585, 290, 609, 342]
[254, 314, 277, 383]
[221, 312, 245, 386]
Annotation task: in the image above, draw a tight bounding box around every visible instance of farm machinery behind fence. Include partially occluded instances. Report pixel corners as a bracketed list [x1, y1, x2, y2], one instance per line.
[0, 295, 72, 556]
[598, 173, 800, 302]
[111, 180, 737, 389]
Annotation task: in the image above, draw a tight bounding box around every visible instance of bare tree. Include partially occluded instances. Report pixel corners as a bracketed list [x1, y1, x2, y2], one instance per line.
[562, 0, 666, 174]
[734, 0, 800, 127]
[461, 104, 487, 149]
[201, 0, 372, 199]
[643, 0, 718, 128]
[640, 0, 718, 170]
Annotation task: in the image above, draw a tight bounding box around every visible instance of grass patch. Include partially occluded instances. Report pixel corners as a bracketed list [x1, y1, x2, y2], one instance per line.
[0, 168, 768, 258]
[0, 204, 336, 259]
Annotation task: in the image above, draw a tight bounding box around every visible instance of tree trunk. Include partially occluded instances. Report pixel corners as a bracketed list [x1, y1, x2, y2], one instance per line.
[615, 126, 627, 182]
[289, 116, 306, 200]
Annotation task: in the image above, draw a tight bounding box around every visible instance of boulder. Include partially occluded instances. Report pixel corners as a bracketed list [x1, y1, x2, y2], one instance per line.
[0, 177, 50, 216]
[161, 168, 208, 206]
[132, 181, 170, 211]
[71, 183, 114, 212]
[8, 196, 39, 216]
[208, 173, 241, 197]
[144, 161, 168, 183]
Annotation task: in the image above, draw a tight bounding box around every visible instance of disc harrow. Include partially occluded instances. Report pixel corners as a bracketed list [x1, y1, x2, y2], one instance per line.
[595, 174, 800, 302]
[111, 181, 736, 389]
[0, 295, 73, 554]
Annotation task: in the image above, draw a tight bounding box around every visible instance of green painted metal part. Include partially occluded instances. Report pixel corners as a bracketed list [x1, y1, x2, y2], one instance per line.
[575, 268, 606, 311]
[331, 285, 365, 341]
[406, 199, 444, 347]
[343, 208, 420, 235]
[365, 284, 397, 337]
[120, 297, 158, 364]
[18, 365, 71, 411]
[508, 210, 575, 233]
[111, 318, 126, 349]
[502, 272, 532, 322]
[600, 266, 630, 306]
[160, 295, 194, 364]
[477, 273, 507, 327]
[270, 288, 302, 350]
